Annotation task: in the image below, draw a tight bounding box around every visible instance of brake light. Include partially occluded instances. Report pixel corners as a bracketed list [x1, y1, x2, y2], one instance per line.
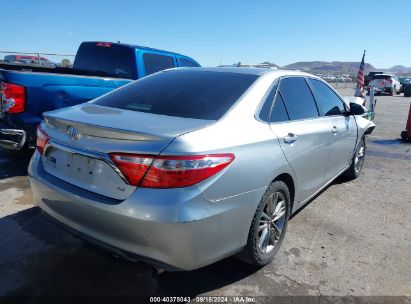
[1, 82, 26, 114]
[36, 126, 49, 155]
[110, 154, 154, 186]
[96, 42, 112, 47]
[110, 153, 235, 188]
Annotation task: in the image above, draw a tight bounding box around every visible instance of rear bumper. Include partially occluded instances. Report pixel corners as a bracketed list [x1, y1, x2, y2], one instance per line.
[370, 86, 392, 93]
[0, 127, 26, 150]
[28, 151, 263, 271]
[0, 114, 39, 150]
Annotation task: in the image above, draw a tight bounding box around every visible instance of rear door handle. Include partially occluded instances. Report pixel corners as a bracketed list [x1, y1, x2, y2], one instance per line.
[332, 126, 338, 134]
[284, 133, 298, 144]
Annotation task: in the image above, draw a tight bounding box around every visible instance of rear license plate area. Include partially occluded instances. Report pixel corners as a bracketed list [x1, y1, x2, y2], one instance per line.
[43, 147, 100, 185]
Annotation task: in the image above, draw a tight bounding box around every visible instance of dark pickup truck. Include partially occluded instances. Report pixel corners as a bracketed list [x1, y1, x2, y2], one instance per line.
[0, 41, 200, 150]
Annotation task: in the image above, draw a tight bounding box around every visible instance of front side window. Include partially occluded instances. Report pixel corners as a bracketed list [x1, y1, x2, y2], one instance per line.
[279, 77, 319, 120]
[143, 53, 176, 76]
[309, 79, 346, 116]
[93, 69, 258, 120]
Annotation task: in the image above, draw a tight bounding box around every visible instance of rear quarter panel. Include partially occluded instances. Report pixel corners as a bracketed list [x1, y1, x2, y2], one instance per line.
[166, 124, 291, 202]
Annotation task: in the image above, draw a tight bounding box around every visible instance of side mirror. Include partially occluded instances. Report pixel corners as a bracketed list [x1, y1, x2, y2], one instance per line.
[349, 102, 366, 115]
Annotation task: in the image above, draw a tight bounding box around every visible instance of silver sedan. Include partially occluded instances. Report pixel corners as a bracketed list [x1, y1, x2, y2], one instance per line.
[29, 67, 375, 271]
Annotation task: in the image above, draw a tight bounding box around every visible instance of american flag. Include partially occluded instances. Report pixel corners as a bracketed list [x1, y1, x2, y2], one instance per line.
[354, 50, 366, 97]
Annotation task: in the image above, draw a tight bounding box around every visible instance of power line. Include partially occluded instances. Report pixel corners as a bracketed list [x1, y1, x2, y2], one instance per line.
[0, 51, 75, 56]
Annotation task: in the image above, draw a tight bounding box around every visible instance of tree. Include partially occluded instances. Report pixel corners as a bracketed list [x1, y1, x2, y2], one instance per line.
[61, 59, 72, 67]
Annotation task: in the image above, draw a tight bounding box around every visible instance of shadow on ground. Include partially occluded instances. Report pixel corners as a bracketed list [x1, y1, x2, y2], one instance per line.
[0, 149, 33, 179]
[370, 139, 405, 146]
[3, 207, 260, 298]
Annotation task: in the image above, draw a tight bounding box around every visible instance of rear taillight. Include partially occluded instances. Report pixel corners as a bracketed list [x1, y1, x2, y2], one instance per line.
[36, 126, 49, 155]
[110, 153, 235, 188]
[381, 80, 385, 86]
[1, 82, 26, 114]
[110, 154, 154, 186]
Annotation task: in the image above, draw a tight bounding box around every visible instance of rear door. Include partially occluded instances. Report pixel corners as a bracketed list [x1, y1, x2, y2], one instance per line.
[269, 77, 333, 201]
[308, 78, 357, 180]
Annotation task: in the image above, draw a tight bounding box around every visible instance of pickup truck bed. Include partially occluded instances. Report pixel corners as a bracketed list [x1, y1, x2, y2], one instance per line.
[0, 41, 200, 150]
[0, 67, 131, 149]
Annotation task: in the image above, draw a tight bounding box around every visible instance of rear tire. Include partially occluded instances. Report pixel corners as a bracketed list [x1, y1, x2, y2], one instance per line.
[238, 181, 291, 266]
[401, 130, 408, 141]
[343, 137, 366, 180]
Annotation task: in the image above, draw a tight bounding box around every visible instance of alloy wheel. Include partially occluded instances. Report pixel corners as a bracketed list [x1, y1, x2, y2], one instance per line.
[355, 143, 365, 173]
[257, 192, 286, 254]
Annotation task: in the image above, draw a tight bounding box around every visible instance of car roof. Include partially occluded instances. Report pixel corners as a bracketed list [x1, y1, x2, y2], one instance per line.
[169, 66, 315, 78]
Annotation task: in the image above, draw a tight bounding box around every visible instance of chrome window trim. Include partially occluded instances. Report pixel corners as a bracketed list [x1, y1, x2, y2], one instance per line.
[254, 78, 279, 124]
[260, 75, 326, 125]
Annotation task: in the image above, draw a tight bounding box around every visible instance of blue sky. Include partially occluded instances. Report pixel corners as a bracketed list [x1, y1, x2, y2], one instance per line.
[1, 0, 411, 68]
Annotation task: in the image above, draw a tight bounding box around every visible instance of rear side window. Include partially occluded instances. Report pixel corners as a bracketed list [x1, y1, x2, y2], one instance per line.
[73, 43, 136, 79]
[179, 58, 200, 67]
[271, 93, 289, 122]
[93, 70, 258, 120]
[258, 82, 289, 123]
[309, 79, 346, 116]
[143, 53, 176, 76]
[279, 77, 319, 120]
[258, 84, 277, 122]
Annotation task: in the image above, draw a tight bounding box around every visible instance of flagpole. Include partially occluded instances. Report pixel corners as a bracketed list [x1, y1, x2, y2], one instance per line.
[354, 50, 366, 98]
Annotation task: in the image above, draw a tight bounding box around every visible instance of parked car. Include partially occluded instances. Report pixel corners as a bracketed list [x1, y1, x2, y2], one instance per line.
[367, 74, 401, 95]
[3, 55, 56, 66]
[364, 71, 383, 87]
[399, 77, 411, 94]
[29, 68, 375, 271]
[403, 83, 411, 97]
[0, 41, 200, 150]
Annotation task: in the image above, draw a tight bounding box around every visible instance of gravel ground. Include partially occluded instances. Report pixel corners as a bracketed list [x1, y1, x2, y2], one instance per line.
[0, 89, 410, 302]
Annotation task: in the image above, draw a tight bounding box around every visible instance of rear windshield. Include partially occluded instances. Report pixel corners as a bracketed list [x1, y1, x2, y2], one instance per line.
[73, 43, 136, 79]
[372, 75, 392, 80]
[92, 69, 258, 120]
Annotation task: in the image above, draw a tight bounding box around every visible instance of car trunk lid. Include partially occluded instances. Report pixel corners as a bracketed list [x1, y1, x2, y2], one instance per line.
[40, 103, 212, 200]
[369, 76, 392, 88]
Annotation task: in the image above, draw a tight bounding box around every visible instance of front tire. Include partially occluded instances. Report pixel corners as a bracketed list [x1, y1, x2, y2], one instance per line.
[343, 137, 366, 180]
[239, 181, 291, 266]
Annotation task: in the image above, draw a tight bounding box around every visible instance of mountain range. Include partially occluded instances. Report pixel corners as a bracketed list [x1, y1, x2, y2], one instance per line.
[258, 61, 411, 74]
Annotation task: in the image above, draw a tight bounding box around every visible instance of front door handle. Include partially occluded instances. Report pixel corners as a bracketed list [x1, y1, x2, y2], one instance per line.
[332, 126, 338, 134]
[284, 133, 298, 144]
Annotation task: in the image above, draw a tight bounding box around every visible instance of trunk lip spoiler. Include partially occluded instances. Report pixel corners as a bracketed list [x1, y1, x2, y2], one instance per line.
[43, 115, 164, 141]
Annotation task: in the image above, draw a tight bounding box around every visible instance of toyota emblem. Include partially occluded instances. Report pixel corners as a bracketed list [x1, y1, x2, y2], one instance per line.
[67, 126, 80, 141]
